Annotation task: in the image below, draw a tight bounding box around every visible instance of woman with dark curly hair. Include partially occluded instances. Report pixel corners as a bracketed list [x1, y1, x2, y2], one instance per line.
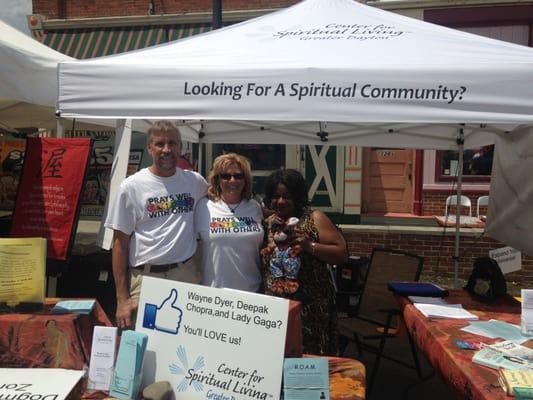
[261, 169, 347, 355]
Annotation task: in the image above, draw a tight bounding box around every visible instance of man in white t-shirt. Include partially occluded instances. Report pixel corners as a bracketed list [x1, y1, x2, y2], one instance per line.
[105, 120, 207, 329]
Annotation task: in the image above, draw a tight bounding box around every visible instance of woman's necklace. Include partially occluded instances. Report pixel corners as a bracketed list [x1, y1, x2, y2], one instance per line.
[223, 199, 243, 213]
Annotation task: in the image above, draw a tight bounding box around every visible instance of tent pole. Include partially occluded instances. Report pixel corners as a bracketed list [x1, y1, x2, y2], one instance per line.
[56, 117, 65, 138]
[454, 128, 465, 288]
[198, 123, 205, 175]
[212, 0, 222, 29]
[198, 140, 203, 176]
[96, 119, 132, 250]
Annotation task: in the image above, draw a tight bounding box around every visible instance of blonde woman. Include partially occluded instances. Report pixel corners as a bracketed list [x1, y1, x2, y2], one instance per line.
[195, 153, 263, 292]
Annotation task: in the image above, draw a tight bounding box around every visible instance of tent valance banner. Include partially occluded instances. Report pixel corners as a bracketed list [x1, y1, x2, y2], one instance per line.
[57, 0, 533, 148]
[10, 138, 92, 260]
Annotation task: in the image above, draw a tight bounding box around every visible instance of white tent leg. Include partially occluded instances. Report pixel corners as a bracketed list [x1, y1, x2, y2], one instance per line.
[96, 119, 132, 250]
[198, 140, 203, 175]
[56, 117, 65, 138]
[454, 129, 465, 288]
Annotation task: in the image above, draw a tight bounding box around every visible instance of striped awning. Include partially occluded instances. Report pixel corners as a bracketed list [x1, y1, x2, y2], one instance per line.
[39, 23, 212, 59]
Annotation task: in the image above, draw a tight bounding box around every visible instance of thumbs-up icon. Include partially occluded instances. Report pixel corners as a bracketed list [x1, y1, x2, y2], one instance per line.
[142, 289, 183, 334]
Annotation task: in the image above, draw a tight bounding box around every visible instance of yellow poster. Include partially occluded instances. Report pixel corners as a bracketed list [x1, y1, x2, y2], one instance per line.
[0, 237, 46, 307]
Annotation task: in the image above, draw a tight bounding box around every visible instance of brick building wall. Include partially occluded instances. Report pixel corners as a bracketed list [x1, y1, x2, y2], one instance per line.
[343, 228, 533, 285]
[33, 0, 298, 19]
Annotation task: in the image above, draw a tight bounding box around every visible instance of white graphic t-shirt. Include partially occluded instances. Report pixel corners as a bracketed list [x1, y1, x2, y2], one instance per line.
[195, 198, 264, 292]
[105, 168, 207, 267]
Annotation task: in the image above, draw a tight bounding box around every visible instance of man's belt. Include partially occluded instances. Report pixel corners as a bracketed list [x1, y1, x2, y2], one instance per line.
[140, 257, 192, 273]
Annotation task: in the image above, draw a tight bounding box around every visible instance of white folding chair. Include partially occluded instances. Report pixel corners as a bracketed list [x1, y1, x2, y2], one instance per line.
[477, 195, 489, 219]
[445, 195, 472, 217]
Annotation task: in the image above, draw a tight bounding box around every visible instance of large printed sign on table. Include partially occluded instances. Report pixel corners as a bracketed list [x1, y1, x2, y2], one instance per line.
[10, 138, 92, 260]
[0, 368, 84, 399]
[137, 277, 289, 400]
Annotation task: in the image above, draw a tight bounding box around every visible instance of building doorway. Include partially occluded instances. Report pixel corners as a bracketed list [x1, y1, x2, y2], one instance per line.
[362, 148, 414, 214]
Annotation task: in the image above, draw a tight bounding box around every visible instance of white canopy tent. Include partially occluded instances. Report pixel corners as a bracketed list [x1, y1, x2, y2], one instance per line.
[57, 0, 533, 147]
[56, 0, 533, 269]
[0, 20, 148, 134]
[0, 20, 71, 132]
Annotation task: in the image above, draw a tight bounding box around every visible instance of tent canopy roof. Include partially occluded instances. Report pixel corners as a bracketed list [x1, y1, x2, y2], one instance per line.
[57, 0, 533, 148]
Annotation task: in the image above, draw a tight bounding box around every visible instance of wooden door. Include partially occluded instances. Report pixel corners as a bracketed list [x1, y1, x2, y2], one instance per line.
[362, 148, 414, 214]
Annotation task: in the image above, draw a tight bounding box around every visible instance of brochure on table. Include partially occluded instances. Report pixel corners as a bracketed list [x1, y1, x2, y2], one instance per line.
[283, 358, 330, 400]
[0, 368, 84, 399]
[137, 276, 289, 400]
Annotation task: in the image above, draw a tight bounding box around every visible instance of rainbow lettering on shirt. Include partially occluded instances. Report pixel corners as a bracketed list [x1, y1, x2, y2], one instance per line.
[146, 193, 194, 218]
[209, 216, 261, 234]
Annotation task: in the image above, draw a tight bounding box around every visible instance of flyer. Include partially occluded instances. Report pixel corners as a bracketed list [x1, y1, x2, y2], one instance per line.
[0, 237, 46, 307]
[283, 358, 330, 400]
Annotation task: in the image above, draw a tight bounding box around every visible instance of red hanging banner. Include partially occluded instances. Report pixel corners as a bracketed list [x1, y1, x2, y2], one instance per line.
[10, 138, 92, 260]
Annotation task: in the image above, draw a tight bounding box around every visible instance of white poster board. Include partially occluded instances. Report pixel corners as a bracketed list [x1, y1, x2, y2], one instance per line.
[489, 246, 522, 274]
[0, 369, 84, 399]
[136, 277, 289, 399]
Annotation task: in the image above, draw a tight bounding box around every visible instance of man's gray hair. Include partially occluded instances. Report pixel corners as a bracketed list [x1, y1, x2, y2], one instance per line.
[147, 120, 182, 144]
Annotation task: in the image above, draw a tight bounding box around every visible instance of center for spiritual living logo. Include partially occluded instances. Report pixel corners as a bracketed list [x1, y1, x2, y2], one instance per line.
[273, 23, 406, 41]
[169, 347, 271, 398]
[169, 346, 206, 393]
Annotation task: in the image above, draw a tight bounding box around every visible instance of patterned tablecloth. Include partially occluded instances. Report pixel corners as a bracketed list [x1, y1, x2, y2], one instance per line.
[399, 289, 522, 400]
[0, 298, 112, 370]
[327, 356, 366, 400]
[0, 299, 364, 399]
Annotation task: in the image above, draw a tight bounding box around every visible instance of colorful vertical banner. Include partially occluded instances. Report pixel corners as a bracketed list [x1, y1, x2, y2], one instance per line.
[0, 139, 26, 211]
[10, 138, 92, 260]
[77, 131, 145, 218]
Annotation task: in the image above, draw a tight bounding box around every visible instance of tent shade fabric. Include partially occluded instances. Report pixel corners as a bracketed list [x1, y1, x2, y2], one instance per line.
[0, 21, 139, 132]
[0, 20, 74, 132]
[486, 127, 533, 257]
[1, 20, 71, 107]
[57, 0, 533, 150]
[41, 23, 212, 59]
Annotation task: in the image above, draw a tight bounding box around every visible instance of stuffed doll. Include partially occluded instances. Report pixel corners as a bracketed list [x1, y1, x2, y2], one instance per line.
[261, 217, 302, 295]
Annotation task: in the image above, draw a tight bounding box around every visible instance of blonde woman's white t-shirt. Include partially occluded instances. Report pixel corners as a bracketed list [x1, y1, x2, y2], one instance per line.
[195, 198, 263, 292]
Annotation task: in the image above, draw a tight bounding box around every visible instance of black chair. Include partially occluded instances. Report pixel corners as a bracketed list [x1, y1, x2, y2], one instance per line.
[337, 248, 424, 392]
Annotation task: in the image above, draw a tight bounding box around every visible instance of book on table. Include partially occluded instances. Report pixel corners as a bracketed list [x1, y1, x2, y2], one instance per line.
[488, 340, 533, 363]
[408, 296, 448, 305]
[50, 299, 96, 314]
[413, 303, 479, 320]
[472, 347, 532, 371]
[499, 369, 533, 396]
[388, 281, 448, 297]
